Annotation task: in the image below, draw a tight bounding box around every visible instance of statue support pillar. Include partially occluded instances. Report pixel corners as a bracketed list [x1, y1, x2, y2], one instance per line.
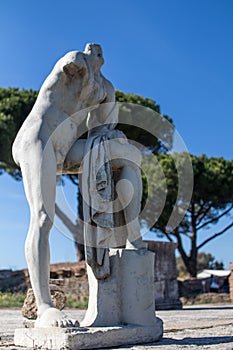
[81, 248, 163, 331]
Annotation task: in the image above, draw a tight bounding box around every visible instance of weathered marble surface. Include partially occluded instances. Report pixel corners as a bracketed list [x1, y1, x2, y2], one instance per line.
[82, 249, 159, 328]
[14, 322, 163, 350]
[12, 43, 143, 328]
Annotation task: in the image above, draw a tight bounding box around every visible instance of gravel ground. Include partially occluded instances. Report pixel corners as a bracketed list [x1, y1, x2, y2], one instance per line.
[0, 304, 233, 349]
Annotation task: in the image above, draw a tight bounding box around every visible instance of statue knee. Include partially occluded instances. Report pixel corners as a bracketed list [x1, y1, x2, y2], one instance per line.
[38, 210, 53, 232]
[116, 178, 134, 207]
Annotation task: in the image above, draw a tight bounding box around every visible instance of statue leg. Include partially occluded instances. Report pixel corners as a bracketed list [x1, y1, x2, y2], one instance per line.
[116, 165, 147, 249]
[110, 141, 147, 249]
[63, 139, 86, 173]
[19, 142, 77, 327]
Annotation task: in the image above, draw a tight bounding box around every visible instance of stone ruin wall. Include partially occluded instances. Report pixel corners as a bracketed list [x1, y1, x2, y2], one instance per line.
[230, 262, 233, 302]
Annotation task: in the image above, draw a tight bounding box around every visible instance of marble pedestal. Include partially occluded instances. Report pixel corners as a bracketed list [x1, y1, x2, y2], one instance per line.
[14, 249, 163, 349]
[82, 248, 161, 327]
[14, 323, 163, 349]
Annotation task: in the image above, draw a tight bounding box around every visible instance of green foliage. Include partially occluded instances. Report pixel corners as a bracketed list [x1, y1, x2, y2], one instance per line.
[192, 154, 233, 213]
[116, 90, 161, 111]
[0, 292, 26, 308]
[116, 90, 173, 154]
[176, 252, 225, 278]
[0, 87, 38, 178]
[196, 252, 224, 271]
[0, 292, 89, 309]
[142, 152, 191, 231]
[148, 153, 233, 277]
[65, 295, 88, 309]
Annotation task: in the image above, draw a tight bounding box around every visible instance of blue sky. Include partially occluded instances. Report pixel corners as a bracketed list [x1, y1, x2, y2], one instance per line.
[0, 0, 233, 270]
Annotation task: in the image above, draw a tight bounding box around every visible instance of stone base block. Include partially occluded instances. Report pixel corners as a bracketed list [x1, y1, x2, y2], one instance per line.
[14, 318, 163, 349]
[83, 249, 157, 327]
[155, 300, 183, 310]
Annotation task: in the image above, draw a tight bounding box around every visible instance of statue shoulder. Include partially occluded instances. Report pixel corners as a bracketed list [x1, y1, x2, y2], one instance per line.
[53, 51, 88, 78]
[102, 76, 115, 101]
[62, 51, 85, 64]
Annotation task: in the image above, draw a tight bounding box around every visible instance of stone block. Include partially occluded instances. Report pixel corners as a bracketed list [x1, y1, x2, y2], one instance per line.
[81, 249, 160, 328]
[14, 320, 163, 349]
[147, 241, 182, 309]
[22, 284, 66, 319]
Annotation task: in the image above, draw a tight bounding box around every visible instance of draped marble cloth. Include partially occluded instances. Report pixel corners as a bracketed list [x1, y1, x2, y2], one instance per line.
[82, 104, 127, 279]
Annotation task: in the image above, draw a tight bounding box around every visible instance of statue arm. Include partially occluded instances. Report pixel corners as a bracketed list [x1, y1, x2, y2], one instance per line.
[86, 79, 118, 131]
[102, 79, 118, 129]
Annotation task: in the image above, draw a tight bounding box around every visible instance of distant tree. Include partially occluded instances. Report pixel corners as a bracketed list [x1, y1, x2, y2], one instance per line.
[196, 251, 224, 271]
[147, 154, 233, 277]
[176, 252, 225, 277]
[0, 87, 38, 178]
[115, 90, 173, 154]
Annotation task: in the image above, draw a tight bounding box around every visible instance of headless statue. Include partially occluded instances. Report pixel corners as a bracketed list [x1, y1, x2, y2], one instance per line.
[12, 43, 146, 328]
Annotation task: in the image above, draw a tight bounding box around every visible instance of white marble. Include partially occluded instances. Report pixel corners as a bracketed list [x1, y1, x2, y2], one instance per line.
[82, 249, 158, 328]
[14, 322, 163, 350]
[12, 43, 144, 328]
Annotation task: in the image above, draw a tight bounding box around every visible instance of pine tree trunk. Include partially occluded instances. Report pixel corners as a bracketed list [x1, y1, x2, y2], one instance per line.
[76, 183, 85, 261]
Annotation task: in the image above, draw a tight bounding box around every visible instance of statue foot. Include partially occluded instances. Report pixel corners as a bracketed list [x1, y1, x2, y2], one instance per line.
[126, 238, 148, 250]
[35, 307, 79, 328]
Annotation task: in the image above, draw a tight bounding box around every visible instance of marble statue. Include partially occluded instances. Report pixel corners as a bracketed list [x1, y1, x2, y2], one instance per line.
[12, 43, 145, 328]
